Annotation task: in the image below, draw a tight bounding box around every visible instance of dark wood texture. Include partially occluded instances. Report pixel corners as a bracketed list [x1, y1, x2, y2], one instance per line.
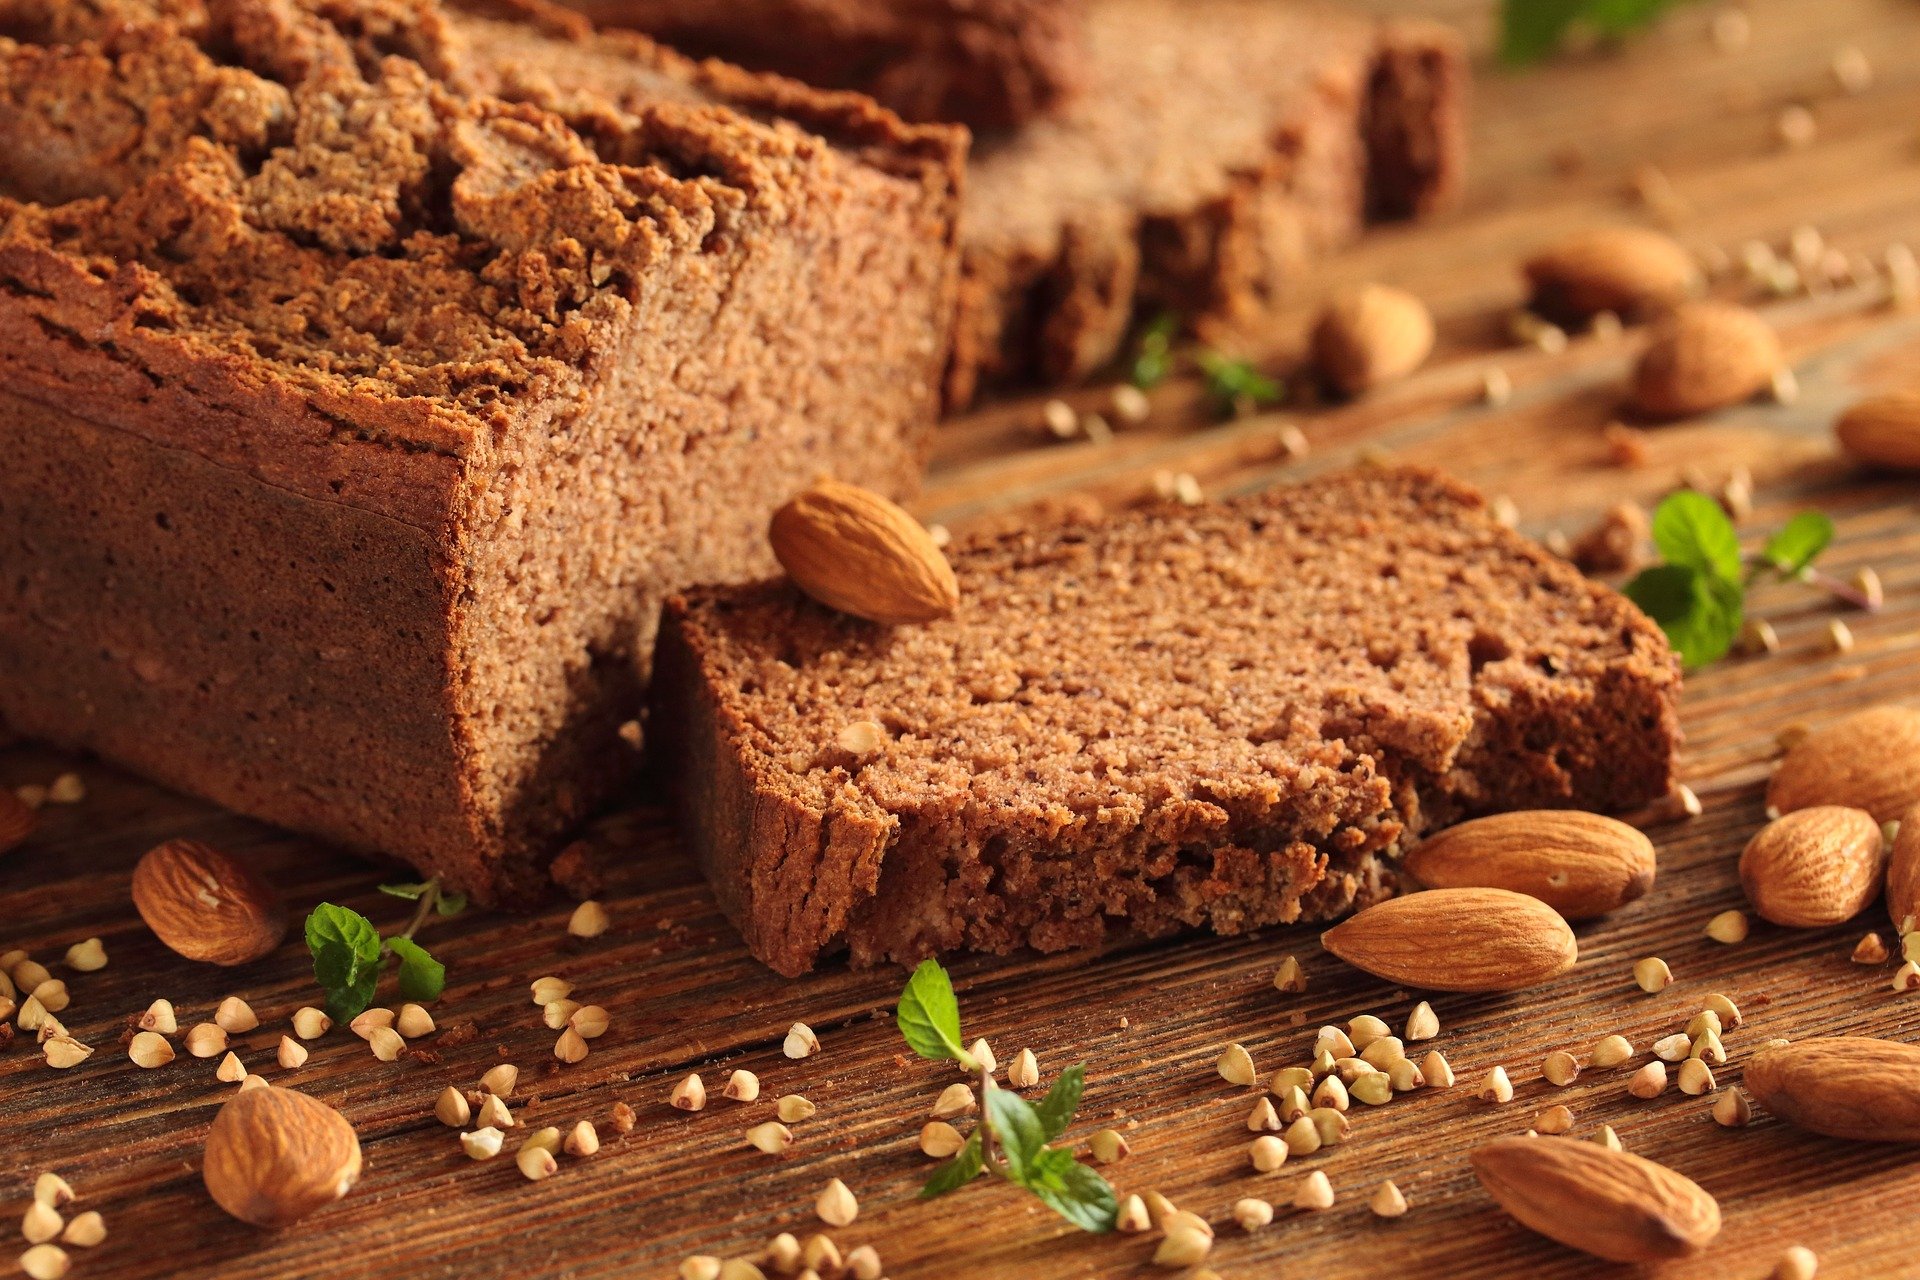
[6, 2, 1920, 1276]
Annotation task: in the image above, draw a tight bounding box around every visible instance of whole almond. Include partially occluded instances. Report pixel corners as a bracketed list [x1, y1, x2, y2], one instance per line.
[1888, 804, 1920, 930]
[1740, 806, 1884, 927]
[1470, 1135, 1720, 1262]
[1630, 302, 1779, 418]
[1312, 285, 1435, 395]
[1403, 811, 1656, 918]
[0, 787, 36, 856]
[1745, 1037, 1920, 1142]
[132, 840, 287, 965]
[769, 479, 958, 625]
[1768, 705, 1920, 823]
[1836, 391, 1920, 470]
[203, 1085, 362, 1227]
[1320, 888, 1577, 992]
[1524, 226, 1702, 320]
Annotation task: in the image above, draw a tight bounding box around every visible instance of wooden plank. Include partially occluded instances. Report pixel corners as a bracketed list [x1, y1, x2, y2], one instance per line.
[6, 2, 1920, 1277]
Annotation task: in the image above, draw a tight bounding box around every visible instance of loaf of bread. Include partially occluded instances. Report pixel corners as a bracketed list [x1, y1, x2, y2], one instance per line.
[0, 0, 963, 903]
[554, 0, 1087, 129]
[951, 0, 1465, 399]
[655, 468, 1680, 976]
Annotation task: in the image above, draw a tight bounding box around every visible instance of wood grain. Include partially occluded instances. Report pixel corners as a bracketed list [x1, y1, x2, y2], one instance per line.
[6, 2, 1920, 1277]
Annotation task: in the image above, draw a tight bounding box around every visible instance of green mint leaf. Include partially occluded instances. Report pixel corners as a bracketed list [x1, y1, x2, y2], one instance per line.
[896, 958, 971, 1066]
[387, 935, 446, 1002]
[1500, 0, 1685, 65]
[1651, 490, 1744, 585]
[1197, 351, 1281, 417]
[1023, 1147, 1120, 1233]
[305, 903, 382, 1020]
[984, 1084, 1050, 1184]
[920, 1130, 983, 1198]
[1033, 1064, 1085, 1141]
[1764, 511, 1834, 577]
[435, 890, 468, 918]
[377, 881, 431, 901]
[1625, 563, 1742, 669]
[1130, 312, 1182, 389]
[1499, 0, 1586, 64]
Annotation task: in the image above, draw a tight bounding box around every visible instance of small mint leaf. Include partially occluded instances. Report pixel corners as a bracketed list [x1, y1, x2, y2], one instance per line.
[896, 958, 971, 1066]
[1651, 490, 1744, 585]
[920, 1130, 983, 1198]
[1198, 351, 1281, 417]
[1764, 511, 1834, 577]
[377, 881, 430, 901]
[1626, 563, 1742, 669]
[1034, 1064, 1085, 1141]
[984, 1085, 1049, 1183]
[434, 891, 468, 918]
[1023, 1147, 1120, 1233]
[1130, 312, 1182, 389]
[387, 935, 445, 1002]
[305, 903, 382, 1020]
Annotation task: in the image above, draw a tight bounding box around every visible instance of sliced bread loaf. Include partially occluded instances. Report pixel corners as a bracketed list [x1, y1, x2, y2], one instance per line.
[654, 467, 1679, 976]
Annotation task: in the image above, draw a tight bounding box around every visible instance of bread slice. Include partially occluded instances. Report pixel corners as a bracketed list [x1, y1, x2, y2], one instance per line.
[654, 468, 1679, 976]
[553, 0, 1087, 129]
[0, 0, 961, 903]
[951, 0, 1465, 400]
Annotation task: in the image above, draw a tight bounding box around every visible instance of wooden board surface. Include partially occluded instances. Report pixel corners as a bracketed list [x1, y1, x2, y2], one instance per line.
[6, 2, 1920, 1277]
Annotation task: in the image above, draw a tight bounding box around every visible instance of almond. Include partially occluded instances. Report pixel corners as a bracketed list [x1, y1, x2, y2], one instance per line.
[1402, 811, 1656, 919]
[1745, 1037, 1920, 1142]
[203, 1085, 362, 1227]
[1469, 1135, 1720, 1262]
[1630, 302, 1779, 418]
[1836, 391, 1920, 470]
[131, 839, 286, 966]
[1740, 806, 1885, 927]
[1888, 804, 1920, 930]
[1523, 226, 1702, 320]
[0, 787, 36, 856]
[1312, 284, 1435, 394]
[1768, 705, 1920, 824]
[768, 479, 958, 625]
[1320, 888, 1578, 992]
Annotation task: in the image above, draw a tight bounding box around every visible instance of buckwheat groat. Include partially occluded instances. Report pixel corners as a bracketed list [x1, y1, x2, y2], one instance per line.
[656, 467, 1680, 976]
[0, 0, 963, 902]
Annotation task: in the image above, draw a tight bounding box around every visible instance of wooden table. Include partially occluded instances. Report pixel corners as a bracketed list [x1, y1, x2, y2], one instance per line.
[6, 2, 1920, 1276]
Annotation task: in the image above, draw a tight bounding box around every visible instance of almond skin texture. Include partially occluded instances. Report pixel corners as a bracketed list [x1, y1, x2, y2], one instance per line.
[132, 840, 287, 965]
[1745, 1037, 1920, 1142]
[0, 787, 34, 856]
[1470, 1136, 1720, 1262]
[1836, 391, 1920, 470]
[1524, 226, 1702, 320]
[1320, 888, 1578, 992]
[1312, 284, 1435, 395]
[769, 479, 958, 625]
[1630, 302, 1779, 419]
[1768, 705, 1920, 824]
[203, 1085, 363, 1227]
[1888, 804, 1920, 930]
[1403, 811, 1656, 919]
[1740, 806, 1885, 927]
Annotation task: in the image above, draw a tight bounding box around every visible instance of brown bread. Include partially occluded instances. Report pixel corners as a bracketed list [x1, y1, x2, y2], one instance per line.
[0, 0, 963, 903]
[654, 467, 1680, 975]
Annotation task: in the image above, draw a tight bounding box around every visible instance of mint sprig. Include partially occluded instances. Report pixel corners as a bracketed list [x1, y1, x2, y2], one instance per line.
[1624, 491, 1841, 669]
[1500, 0, 1698, 66]
[306, 877, 461, 1018]
[1197, 351, 1282, 420]
[897, 959, 1117, 1232]
[1129, 312, 1182, 389]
